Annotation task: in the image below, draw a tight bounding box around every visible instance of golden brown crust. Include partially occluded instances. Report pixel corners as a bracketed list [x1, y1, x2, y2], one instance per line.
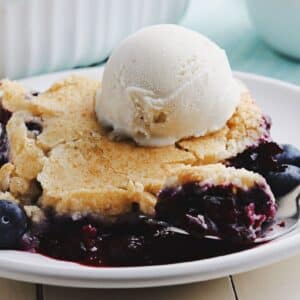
[178, 93, 266, 163]
[0, 192, 19, 204]
[0, 76, 269, 216]
[0, 163, 14, 191]
[7, 112, 45, 180]
[37, 137, 193, 215]
[167, 163, 270, 191]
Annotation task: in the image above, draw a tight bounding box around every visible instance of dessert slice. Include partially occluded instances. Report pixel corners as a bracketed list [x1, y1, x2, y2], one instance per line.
[156, 164, 276, 244]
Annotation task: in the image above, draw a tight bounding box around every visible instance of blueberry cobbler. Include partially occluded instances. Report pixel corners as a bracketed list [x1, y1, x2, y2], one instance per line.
[0, 25, 299, 267]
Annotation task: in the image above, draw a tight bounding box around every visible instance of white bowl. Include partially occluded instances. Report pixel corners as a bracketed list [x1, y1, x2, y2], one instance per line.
[0, 0, 189, 79]
[246, 0, 300, 59]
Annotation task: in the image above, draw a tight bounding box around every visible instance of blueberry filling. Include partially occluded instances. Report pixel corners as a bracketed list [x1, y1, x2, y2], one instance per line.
[19, 209, 248, 266]
[0, 177, 276, 266]
[25, 120, 43, 136]
[156, 183, 276, 244]
[24, 210, 169, 266]
[15, 180, 275, 267]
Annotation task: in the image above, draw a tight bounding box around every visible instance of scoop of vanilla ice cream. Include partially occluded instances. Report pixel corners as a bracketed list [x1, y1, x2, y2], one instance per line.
[96, 24, 241, 147]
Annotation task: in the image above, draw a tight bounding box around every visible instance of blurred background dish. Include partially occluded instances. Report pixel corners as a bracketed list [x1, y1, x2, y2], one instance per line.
[1, 0, 300, 84]
[246, 0, 300, 60]
[181, 0, 300, 85]
[0, 0, 188, 79]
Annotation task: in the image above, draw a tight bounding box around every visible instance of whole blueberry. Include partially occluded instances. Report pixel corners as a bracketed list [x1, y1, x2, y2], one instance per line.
[265, 164, 300, 197]
[0, 200, 27, 249]
[276, 144, 300, 167]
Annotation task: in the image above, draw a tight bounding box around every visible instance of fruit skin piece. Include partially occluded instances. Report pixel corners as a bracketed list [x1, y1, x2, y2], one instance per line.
[276, 144, 300, 168]
[265, 164, 300, 197]
[0, 200, 27, 249]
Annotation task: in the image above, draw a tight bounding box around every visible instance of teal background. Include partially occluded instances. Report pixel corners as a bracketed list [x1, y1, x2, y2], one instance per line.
[181, 0, 300, 85]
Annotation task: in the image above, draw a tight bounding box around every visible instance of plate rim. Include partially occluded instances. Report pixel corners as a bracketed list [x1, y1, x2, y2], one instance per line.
[0, 66, 299, 288]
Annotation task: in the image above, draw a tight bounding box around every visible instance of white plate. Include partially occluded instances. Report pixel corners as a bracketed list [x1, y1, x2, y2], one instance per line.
[0, 66, 299, 288]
